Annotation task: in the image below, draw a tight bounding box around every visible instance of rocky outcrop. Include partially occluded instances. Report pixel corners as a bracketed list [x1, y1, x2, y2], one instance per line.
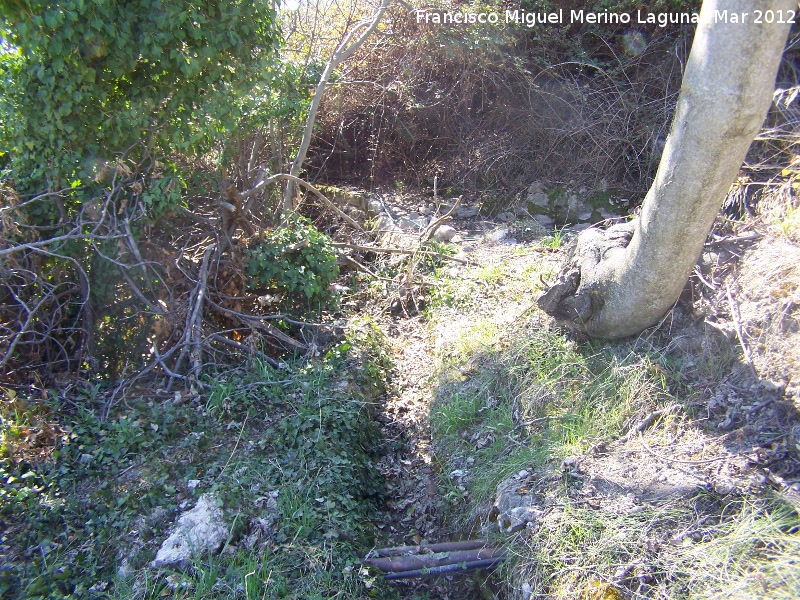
[152, 494, 228, 568]
[526, 181, 627, 227]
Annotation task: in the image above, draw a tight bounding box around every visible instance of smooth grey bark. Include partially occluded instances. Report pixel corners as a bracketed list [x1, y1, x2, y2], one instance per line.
[538, 0, 794, 338]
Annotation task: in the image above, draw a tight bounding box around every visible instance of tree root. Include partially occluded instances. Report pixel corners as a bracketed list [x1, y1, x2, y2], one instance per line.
[537, 221, 635, 328]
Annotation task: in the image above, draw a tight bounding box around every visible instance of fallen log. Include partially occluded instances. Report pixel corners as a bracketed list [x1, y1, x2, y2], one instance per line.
[365, 540, 505, 579]
[384, 557, 505, 580]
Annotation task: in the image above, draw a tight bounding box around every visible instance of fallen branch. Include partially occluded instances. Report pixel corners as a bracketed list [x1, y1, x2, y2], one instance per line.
[240, 173, 364, 232]
[207, 301, 307, 352]
[420, 195, 462, 243]
[618, 406, 679, 444]
[207, 333, 281, 369]
[331, 242, 470, 264]
[338, 254, 394, 281]
[725, 282, 758, 378]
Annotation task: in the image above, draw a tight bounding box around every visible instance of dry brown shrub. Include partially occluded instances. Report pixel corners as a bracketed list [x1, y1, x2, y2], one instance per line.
[308, 1, 697, 200]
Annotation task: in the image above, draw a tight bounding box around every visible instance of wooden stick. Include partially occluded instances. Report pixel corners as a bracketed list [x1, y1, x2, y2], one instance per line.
[373, 539, 491, 558]
[331, 242, 470, 264]
[207, 333, 280, 369]
[239, 173, 365, 232]
[420, 195, 463, 242]
[725, 282, 758, 378]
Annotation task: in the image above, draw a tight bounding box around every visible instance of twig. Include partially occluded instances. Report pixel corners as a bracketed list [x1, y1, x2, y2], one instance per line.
[618, 406, 679, 444]
[420, 195, 463, 242]
[339, 254, 395, 281]
[208, 333, 281, 369]
[331, 242, 470, 264]
[513, 415, 553, 432]
[725, 282, 758, 378]
[207, 303, 307, 351]
[216, 414, 248, 483]
[239, 173, 364, 232]
[637, 433, 729, 466]
[692, 266, 718, 291]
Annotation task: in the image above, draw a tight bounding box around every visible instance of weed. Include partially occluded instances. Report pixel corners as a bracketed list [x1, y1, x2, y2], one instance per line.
[540, 226, 569, 249]
[0, 334, 396, 599]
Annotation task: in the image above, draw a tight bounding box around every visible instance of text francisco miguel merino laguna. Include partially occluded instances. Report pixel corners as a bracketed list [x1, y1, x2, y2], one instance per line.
[416, 8, 798, 28]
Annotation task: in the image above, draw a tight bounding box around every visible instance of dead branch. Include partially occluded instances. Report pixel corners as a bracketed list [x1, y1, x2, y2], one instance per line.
[420, 195, 462, 243]
[207, 333, 280, 369]
[725, 282, 758, 378]
[618, 405, 680, 444]
[331, 242, 470, 264]
[240, 173, 364, 232]
[283, 0, 392, 211]
[207, 302, 308, 352]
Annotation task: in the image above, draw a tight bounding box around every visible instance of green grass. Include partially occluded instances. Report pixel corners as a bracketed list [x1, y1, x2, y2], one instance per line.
[0, 324, 396, 600]
[421, 249, 800, 599]
[429, 322, 669, 526]
[540, 225, 569, 249]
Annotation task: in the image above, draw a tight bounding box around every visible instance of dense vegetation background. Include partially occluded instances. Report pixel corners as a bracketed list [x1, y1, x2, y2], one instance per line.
[1, 1, 798, 599]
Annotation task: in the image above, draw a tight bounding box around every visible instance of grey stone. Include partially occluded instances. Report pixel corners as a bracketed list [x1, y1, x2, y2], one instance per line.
[454, 205, 480, 218]
[577, 211, 593, 222]
[152, 494, 228, 568]
[433, 225, 457, 242]
[528, 181, 544, 195]
[528, 191, 550, 208]
[534, 215, 555, 227]
[497, 211, 515, 223]
[566, 194, 580, 213]
[490, 471, 544, 533]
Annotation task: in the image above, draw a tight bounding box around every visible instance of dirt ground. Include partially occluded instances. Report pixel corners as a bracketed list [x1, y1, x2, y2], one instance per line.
[359, 189, 800, 599]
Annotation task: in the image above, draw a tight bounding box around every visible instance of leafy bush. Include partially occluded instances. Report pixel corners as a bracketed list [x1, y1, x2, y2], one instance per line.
[246, 215, 340, 313]
[0, 0, 281, 190]
[1, 336, 392, 599]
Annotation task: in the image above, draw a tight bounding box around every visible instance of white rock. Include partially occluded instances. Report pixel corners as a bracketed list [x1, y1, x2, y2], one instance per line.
[433, 225, 457, 242]
[486, 228, 509, 242]
[152, 494, 228, 568]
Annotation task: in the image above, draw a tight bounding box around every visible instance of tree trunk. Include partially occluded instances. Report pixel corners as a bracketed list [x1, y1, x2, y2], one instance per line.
[538, 0, 794, 338]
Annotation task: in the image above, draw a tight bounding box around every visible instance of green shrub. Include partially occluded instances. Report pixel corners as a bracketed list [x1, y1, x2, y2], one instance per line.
[246, 215, 339, 314]
[0, 0, 281, 190]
